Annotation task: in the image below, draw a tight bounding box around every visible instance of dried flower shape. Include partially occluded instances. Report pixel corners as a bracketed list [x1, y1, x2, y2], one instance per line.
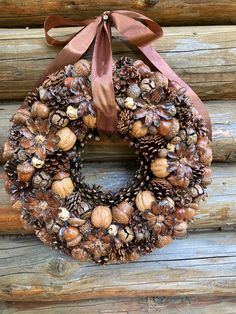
[80, 231, 112, 262]
[23, 191, 61, 223]
[167, 143, 200, 182]
[19, 119, 59, 160]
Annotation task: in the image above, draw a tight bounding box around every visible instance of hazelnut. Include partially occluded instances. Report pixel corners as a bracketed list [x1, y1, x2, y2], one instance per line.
[91, 206, 112, 228]
[151, 158, 170, 178]
[11, 109, 31, 125]
[158, 118, 179, 140]
[135, 190, 156, 212]
[67, 234, 83, 247]
[64, 226, 79, 241]
[112, 201, 134, 225]
[124, 97, 136, 110]
[52, 174, 74, 198]
[66, 105, 78, 120]
[3, 142, 14, 161]
[155, 235, 172, 248]
[51, 110, 69, 128]
[131, 121, 148, 138]
[56, 127, 77, 151]
[31, 156, 45, 168]
[117, 226, 134, 243]
[174, 208, 186, 220]
[58, 207, 70, 221]
[82, 114, 97, 129]
[17, 162, 35, 182]
[32, 101, 49, 119]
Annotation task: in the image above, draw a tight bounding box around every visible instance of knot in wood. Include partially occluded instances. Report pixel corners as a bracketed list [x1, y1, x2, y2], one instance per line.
[47, 257, 68, 277]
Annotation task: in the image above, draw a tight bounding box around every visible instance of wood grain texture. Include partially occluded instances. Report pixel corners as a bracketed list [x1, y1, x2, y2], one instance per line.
[0, 231, 236, 301]
[1, 100, 236, 163]
[0, 1, 236, 27]
[0, 26, 236, 100]
[1, 296, 236, 314]
[0, 162, 236, 235]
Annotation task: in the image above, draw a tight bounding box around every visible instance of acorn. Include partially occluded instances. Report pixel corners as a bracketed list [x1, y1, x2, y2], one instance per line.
[155, 235, 172, 248]
[31, 101, 49, 119]
[91, 206, 112, 228]
[168, 175, 190, 188]
[151, 158, 170, 178]
[124, 97, 136, 110]
[150, 71, 169, 89]
[17, 162, 35, 182]
[131, 121, 148, 138]
[66, 105, 78, 120]
[31, 156, 45, 169]
[82, 114, 97, 129]
[73, 59, 91, 77]
[11, 109, 31, 125]
[51, 110, 69, 128]
[133, 60, 151, 78]
[64, 226, 79, 241]
[112, 201, 134, 225]
[126, 84, 141, 98]
[52, 172, 74, 198]
[135, 190, 156, 212]
[56, 127, 77, 151]
[158, 118, 179, 140]
[2, 141, 14, 161]
[117, 226, 134, 243]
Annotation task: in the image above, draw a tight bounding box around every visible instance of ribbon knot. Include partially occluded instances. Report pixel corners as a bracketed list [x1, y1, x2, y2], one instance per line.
[38, 10, 211, 138]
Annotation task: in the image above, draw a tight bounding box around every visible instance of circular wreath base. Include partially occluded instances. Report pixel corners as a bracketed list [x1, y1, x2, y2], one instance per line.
[4, 56, 212, 263]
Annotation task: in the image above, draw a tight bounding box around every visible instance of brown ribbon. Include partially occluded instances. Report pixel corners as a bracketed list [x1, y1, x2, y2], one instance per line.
[37, 10, 212, 138]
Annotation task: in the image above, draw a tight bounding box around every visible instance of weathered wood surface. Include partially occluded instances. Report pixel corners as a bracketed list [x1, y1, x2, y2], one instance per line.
[1, 100, 236, 163]
[0, 1, 236, 27]
[1, 296, 236, 314]
[1, 26, 236, 100]
[0, 162, 236, 235]
[0, 231, 236, 301]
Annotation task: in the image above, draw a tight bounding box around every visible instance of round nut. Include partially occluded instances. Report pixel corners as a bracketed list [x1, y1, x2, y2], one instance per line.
[52, 177, 74, 198]
[108, 224, 119, 236]
[58, 207, 70, 221]
[135, 190, 156, 212]
[151, 158, 170, 178]
[112, 201, 134, 225]
[117, 226, 134, 243]
[131, 121, 148, 138]
[66, 105, 78, 120]
[82, 115, 97, 129]
[32, 101, 49, 119]
[64, 226, 79, 241]
[31, 156, 45, 168]
[56, 127, 77, 151]
[91, 206, 112, 228]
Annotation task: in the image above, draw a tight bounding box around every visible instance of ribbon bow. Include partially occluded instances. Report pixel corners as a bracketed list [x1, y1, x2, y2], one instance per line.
[38, 10, 211, 138]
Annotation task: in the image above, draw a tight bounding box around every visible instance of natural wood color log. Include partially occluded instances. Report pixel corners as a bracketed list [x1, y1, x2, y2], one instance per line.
[1, 296, 236, 313]
[0, 162, 236, 235]
[0, 1, 236, 27]
[1, 100, 236, 163]
[0, 26, 236, 100]
[0, 231, 236, 301]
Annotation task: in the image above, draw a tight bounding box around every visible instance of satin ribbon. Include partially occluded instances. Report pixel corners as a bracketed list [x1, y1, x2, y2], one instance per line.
[37, 10, 212, 138]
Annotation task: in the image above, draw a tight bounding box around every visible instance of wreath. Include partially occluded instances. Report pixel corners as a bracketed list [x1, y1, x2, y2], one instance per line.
[4, 57, 212, 263]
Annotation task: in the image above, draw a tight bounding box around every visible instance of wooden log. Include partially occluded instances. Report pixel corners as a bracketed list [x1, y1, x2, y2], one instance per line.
[1, 296, 236, 313]
[0, 231, 236, 301]
[0, 26, 236, 100]
[0, 162, 236, 235]
[1, 100, 236, 163]
[0, 1, 236, 27]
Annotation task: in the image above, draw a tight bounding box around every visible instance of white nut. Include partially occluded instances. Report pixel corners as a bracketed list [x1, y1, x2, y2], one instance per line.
[58, 207, 70, 221]
[108, 224, 118, 236]
[66, 105, 78, 120]
[31, 156, 45, 168]
[124, 97, 136, 110]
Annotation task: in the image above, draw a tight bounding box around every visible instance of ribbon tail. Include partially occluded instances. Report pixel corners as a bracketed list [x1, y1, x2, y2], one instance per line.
[91, 20, 117, 133]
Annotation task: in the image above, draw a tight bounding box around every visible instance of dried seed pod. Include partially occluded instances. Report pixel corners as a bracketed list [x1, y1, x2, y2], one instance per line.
[31, 101, 49, 119]
[3, 142, 14, 161]
[140, 78, 155, 92]
[56, 127, 77, 151]
[173, 221, 188, 237]
[17, 162, 35, 182]
[158, 118, 179, 140]
[51, 110, 69, 128]
[124, 97, 136, 110]
[112, 201, 134, 225]
[133, 60, 151, 78]
[131, 121, 148, 138]
[64, 226, 79, 241]
[32, 171, 52, 189]
[31, 156, 45, 169]
[82, 114, 97, 129]
[126, 84, 141, 98]
[58, 207, 70, 221]
[135, 190, 156, 212]
[155, 235, 172, 248]
[190, 184, 204, 198]
[201, 167, 212, 187]
[108, 224, 119, 236]
[73, 59, 91, 77]
[66, 105, 78, 120]
[72, 247, 90, 261]
[151, 158, 170, 178]
[52, 174, 74, 198]
[117, 226, 134, 243]
[152, 197, 175, 215]
[150, 72, 169, 88]
[11, 109, 31, 125]
[91, 206, 112, 228]
[186, 128, 198, 145]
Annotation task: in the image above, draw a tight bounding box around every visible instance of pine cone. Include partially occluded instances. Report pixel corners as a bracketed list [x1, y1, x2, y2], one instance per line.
[192, 167, 204, 185]
[43, 69, 65, 89]
[42, 151, 71, 174]
[149, 178, 173, 200]
[4, 160, 17, 179]
[172, 188, 193, 207]
[70, 119, 88, 139]
[176, 106, 194, 127]
[193, 115, 208, 137]
[46, 86, 71, 109]
[135, 135, 167, 160]
[22, 91, 39, 108]
[117, 109, 133, 135]
[115, 57, 134, 68]
[65, 192, 92, 217]
[8, 125, 22, 146]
